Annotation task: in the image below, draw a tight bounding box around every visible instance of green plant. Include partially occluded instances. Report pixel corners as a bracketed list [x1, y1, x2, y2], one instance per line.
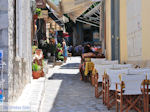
[35, 8, 41, 16]
[32, 46, 38, 54]
[32, 63, 41, 71]
[42, 60, 45, 66]
[57, 43, 61, 48]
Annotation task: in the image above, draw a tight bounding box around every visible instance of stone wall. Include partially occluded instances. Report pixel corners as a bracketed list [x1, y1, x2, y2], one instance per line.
[0, 0, 32, 102]
[8, 0, 32, 102]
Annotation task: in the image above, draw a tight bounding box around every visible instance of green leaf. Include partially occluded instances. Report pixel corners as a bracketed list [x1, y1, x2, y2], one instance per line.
[35, 8, 41, 16]
[32, 63, 41, 71]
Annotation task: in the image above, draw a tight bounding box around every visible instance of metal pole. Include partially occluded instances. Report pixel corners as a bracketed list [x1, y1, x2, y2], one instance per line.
[76, 19, 99, 28]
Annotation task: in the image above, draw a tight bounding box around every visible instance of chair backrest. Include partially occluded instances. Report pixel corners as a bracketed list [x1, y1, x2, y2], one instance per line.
[128, 68, 150, 75]
[95, 64, 114, 82]
[91, 58, 106, 65]
[101, 60, 118, 65]
[106, 69, 129, 90]
[122, 74, 146, 95]
[144, 73, 150, 91]
[113, 64, 133, 69]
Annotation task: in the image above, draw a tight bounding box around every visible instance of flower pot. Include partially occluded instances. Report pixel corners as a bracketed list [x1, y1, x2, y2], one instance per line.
[41, 71, 45, 77]
[32, 71, 41, 79]
[33, 14, 38, 20]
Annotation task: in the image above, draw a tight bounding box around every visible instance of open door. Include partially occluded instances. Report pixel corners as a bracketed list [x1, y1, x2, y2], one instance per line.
[111, 0, 120, 61]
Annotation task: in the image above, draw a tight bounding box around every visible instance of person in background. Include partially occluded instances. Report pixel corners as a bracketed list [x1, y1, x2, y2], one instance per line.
[84, 43, 93, 53]
[68, 45, 72, 53]
[62, 38, 68, 63]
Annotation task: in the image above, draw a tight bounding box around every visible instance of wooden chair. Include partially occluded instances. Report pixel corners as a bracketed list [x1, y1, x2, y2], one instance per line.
[105, 69, 129, 109]
[95, 63, 132, 100]
[79, 58, 91, 81]
[116, 74, 146, 112]
[94, 64, 113, 98]
[93, 61, 118, 98]
[141, 74, 150, 112]
[95, 72, 102, 98]
[102, 73, 109, 105]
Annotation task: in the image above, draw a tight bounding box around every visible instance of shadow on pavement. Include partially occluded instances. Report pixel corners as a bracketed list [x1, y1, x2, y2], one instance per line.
[46, 72, 101, 112]
[60, 63, 80, 69]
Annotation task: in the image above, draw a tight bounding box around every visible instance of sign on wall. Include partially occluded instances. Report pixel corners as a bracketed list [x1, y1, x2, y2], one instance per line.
[126, 0, 142, 60]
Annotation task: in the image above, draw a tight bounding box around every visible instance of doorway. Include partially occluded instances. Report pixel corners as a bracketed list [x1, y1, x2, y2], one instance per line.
[111, 0, 120, 61]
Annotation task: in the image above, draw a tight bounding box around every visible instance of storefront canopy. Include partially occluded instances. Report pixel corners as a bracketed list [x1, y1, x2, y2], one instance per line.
[76, 2, 102, 27]
[46, 5, 64, 27]
[61, 0, 95, 21]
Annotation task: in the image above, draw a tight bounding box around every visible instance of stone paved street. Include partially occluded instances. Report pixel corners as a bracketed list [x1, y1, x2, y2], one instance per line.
[40, 57, 115, 112]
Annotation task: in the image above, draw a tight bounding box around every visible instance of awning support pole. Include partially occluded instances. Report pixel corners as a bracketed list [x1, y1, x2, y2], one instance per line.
[76, 19, 99, 27]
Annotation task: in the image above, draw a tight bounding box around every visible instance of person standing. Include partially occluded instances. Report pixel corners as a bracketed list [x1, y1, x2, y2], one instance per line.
[62, 38, 68, 63]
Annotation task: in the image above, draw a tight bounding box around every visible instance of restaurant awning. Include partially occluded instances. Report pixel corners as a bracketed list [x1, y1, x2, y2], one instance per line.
[46, 0, 62, 17]
[61, 0, 95, 21]
[76, 1, 102, 27]
[46, 4, 64, 27]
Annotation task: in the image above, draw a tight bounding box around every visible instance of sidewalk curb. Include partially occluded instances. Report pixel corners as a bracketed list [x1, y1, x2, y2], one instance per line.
[38, 77, 46, 112]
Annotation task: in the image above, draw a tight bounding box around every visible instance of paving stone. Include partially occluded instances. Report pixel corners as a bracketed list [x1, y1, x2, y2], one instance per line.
[40, 57, 117, 112]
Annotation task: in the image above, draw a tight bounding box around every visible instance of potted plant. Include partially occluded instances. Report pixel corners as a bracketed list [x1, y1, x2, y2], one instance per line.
[32, 62, 42, 79]
[32, 46, 38, 54]
[33, 8, 41, 19]
[56, 43, 64, 61]
[41, 60, 45, 77]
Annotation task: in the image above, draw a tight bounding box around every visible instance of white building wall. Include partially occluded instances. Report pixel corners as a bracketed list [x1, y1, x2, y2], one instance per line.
[126, 0, 142, 61]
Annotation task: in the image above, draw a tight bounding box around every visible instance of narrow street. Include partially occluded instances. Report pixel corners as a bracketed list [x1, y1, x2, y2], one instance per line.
[40, 57, 115, 112]
[1, 0, 150, 112]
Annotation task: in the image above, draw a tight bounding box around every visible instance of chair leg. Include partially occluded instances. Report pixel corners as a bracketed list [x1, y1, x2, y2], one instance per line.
[146, 84, 149, 112]
[107, 80, 109, 107]
[95, 73, 99, 98]
[116, 84, 119, 112]
[116, 102, 119, 112]
[120, 95, 123, 112]
[102, 77, 105, 104]
[143, 94, 146, 112]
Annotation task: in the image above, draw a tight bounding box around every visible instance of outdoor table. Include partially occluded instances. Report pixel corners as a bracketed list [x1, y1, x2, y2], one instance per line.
[128, 68, 150, 74]
[94, 63, 132, 99]
[103, 68, 129, 108]
[80, 58, 92, 81]
[113, 64, 133, 69]
[84, 61, 94, 76]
